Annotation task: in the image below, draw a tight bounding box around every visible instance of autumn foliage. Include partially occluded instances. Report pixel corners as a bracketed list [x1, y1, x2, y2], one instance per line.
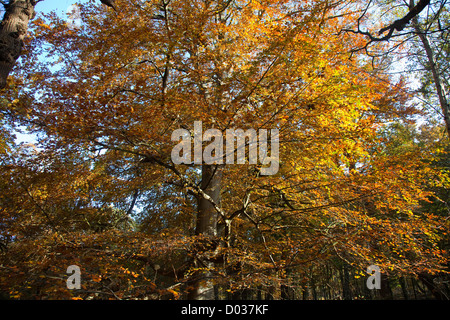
[0, 0, 448, 300]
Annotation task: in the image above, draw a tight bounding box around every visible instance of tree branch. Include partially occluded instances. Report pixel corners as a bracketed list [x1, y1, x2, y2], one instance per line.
[342, 0, 432, 45]
[378, 0, 430, 35]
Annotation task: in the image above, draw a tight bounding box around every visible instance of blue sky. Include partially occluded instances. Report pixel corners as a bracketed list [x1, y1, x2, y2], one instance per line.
[35, 0, 89, 16]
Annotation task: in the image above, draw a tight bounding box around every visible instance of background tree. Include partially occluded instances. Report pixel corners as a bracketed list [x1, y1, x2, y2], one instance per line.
[343, 0, 450, 137]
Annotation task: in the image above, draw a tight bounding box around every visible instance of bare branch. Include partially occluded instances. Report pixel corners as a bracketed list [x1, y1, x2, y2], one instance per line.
[378, 0, 430, 35]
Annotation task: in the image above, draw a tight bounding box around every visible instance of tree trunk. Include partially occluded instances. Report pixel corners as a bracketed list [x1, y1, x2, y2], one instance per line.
[399, 276, 409, 300]
[380, 273, 393, 299]
[411, 0, 450, 137]
[411, 278, 418, 299]
[0, 0, 36, 88]
[187, 164, 223, 300]
[340, 263, 351, 300]
[418, 273, 445, 300]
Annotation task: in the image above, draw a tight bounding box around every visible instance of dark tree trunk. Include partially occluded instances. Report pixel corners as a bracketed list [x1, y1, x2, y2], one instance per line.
[399, 277, 409, 300]
[340, 263, 351, 300]
[380, 273, 393, 299]
[419, 273, 445, 300]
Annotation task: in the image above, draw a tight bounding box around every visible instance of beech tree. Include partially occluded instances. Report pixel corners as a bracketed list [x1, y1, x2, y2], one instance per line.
[0, 0, 448, 300]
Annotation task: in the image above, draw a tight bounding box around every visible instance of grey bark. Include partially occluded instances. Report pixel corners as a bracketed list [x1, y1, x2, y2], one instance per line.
[187, 164, 223, 300]
[0, 0, 36, 88]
